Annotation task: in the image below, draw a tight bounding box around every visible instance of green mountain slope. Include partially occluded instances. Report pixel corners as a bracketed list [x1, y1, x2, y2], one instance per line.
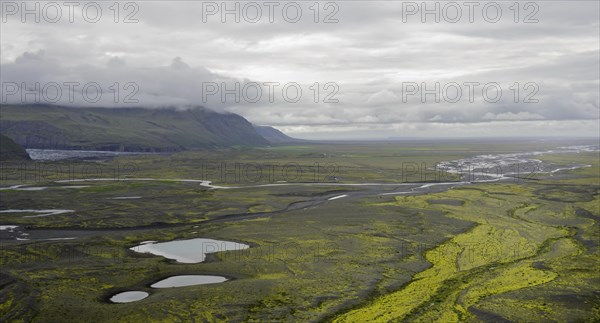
[0, 105, 269, 151]
[0, 134, 31, 160]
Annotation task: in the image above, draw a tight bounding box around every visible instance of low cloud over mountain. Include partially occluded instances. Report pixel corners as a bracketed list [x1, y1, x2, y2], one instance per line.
[1, 1, 598, 138]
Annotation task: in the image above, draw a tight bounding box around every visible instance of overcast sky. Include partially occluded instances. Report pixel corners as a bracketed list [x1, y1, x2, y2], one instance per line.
[1, 1, 598, 139]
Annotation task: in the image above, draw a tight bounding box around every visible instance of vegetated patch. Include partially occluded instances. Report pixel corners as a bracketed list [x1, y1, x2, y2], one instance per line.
[534, 185, 597, 203]
[427, 199, 465, 206]
[0, 272, 37, 322]
[468, 306, 512, 323]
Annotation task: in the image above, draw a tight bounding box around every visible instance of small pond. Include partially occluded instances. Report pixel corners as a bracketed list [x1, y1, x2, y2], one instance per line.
[110, 291, 149, 303]
[130, 238, 249, 263]
[151, 275, 228, 288]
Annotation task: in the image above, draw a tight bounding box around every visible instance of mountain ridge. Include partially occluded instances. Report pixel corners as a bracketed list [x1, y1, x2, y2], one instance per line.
[253, 125, 304, 144]
[0, 134, 31, 160]
[0, 104, 272, 151]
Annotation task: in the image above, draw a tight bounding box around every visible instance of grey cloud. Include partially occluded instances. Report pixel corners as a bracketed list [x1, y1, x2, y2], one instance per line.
[0, 1, 598, 138]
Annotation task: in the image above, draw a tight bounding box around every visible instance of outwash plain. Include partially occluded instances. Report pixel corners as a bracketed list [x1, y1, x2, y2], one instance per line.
[1, 139, 598, 322]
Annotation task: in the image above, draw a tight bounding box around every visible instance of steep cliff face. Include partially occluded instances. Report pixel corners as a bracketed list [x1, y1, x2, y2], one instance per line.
[0, 134, 30, 160]
[0, 105, 269, 151]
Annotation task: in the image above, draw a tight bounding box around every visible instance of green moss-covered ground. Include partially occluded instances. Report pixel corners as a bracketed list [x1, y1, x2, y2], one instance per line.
[1, 141, 598, 322]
